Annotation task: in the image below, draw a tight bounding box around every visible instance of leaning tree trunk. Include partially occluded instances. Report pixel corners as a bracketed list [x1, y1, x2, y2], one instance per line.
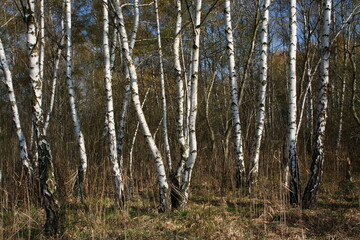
[0, 38, 33, 176]
[117, 0, 139, 168]
[302, 0, 332, 209]
[103, 0, 124, 208]
[224, 0, 246, 188]
[154, 0, 172, 172]
[114, 0, 170, 212]
[65, 0, 88, 200]
[25, 1, 59, 235]
[248, 0, 271, 187]
[286, 0, 300, 206]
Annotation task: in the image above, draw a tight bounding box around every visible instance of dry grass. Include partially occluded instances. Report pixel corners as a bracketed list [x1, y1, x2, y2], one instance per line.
[1, 181, 359, 240]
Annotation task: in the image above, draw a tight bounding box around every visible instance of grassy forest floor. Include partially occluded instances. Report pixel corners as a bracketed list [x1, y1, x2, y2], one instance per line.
[1, 176, 359, 240]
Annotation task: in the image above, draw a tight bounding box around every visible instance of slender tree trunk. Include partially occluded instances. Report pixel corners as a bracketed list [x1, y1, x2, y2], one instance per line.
[25, 1, 59, 235]
[175, 0, 202, 210]
[114, 0, 170, 212]
[224, 0, 246, 188]
[302, 0, 332, 209]
[65, 0, 88, 200]
[117, 0, 139, 168]
[44, 7, 65, 134]
[0, 38, 33, 176]
[287, 0, 300, 206]
[154, 0, 172, 172]
[103, 0, 124, 207]
[129, 88, 150, 200]
[336, 26, 350, 154]
[248, 0, 271, 187]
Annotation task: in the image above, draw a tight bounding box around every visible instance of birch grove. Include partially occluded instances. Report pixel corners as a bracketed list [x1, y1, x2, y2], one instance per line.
[1, 0, 360, 237]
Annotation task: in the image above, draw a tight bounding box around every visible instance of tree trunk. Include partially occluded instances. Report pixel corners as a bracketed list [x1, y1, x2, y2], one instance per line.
[225, 0, 246, 189]
[25, 1, 59, 235]
[103, 0, 124, 208]
[287, 0, 300, 206]
[154, 0, 172, 172]
[172, 0, 203, 210]
[302, 0, 332, 209]
[65, 0, 88, 200]
[0, 38, 33, 176]
[248, 0, 271, 187]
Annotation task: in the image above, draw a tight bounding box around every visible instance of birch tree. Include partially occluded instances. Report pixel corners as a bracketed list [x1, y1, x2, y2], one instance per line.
[302, 0, 332, 209]
[0, 38, 33, 176]
[172, 0, 190, 191]
[117, 0, 139, 168]
[22, 0, 59, 235]
[248, 0, 271, 187]
[286, 0, 300, 205]
[103, 0, 124, 207]
[171, 0, 202, 210]
[224, 0, 246, 188]
[113, 0, 170, 212]
[65, 0, 88, 200]
[154, 0, 172, 172]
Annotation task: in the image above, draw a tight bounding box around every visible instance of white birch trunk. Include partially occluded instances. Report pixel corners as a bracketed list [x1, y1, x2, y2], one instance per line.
[117, 0, 139, 168]
[129, 88, 150, 200]
[287, 0, 300, 205]
[0, 39, 33, 176]
[180, 0, 202, 208]
[248, 0, 271, 187]
[174, 0, 189, 173]
[302, 0, 332, 209]
[25, 2, 59, 235]
[224, 0, 246, 188]
[65, 0, 88, 200]
[27, 0, 42, 167]
[154, 0, 172, 173]
[103, 0, 124, 207]
[39, 0, 45, 84]
[114, 0, 170, 212]
[336, 26, 350, 153]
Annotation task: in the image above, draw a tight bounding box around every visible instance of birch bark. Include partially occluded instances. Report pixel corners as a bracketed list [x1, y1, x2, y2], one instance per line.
[248, 0, 271, 187]
[302, 0, 332, 209]
[104, 0, 124, 207]
[177, 0, 202, 209]
[154, 0, 172, 172]
[224, 0, 246, 188]
[287, 0, 300, 205]
[65, 0, 88, 200]
[0, 38, 33, 176]
[117, 0, 139, 168]
[25, 1, 59, 235]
